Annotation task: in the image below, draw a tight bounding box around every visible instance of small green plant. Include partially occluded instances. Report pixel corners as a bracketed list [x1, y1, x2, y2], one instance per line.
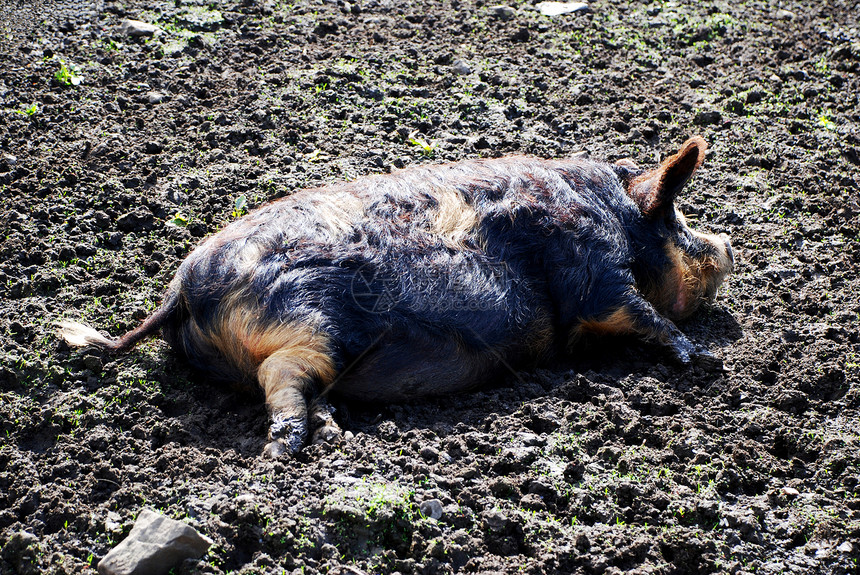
[168, 212, 189, 226]
[818, 112, 836, 131]
[407, 131, 435, 155]
[14, 103, 38, 116]
[232, 195, 248, 218]
[54, 60, 83, 86]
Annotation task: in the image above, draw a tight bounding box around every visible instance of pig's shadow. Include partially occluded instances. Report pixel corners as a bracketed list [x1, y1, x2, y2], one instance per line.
[344, 306, 744, 440]
[157, 307, 742, 456]
[561, 304, 743, 375]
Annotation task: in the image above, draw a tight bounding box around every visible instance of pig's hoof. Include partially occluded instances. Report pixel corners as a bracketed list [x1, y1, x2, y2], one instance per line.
[263, 439, 290, 459]
[264, 415, 307, 457]
[313, 424, 343, 445]
[309, 399, 341, 444]
[670, 345, 693, 365]
[263, 433, 306, 458]
[691, 348, 724, 372]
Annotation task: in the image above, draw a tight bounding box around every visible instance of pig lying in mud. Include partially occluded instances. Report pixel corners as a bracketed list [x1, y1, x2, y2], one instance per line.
[59, 136, 734, 457]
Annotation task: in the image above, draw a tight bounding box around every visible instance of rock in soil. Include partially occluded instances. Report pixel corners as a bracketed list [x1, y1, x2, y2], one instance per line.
[97, 509, 212, 575]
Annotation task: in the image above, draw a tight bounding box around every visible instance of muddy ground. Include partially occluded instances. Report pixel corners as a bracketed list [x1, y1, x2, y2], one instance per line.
[1, 0, 859, 573]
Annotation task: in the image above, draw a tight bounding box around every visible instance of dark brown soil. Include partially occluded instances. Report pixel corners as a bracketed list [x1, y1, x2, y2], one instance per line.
[1, 1, 859, 574]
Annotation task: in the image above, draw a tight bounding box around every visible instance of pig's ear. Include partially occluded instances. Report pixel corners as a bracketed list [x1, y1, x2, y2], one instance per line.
[629, 137, 707, 218]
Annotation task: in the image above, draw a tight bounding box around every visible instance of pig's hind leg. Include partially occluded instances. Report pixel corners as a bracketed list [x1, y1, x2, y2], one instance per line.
[309, 396, 343, 445]
[258, 348, 338, 458]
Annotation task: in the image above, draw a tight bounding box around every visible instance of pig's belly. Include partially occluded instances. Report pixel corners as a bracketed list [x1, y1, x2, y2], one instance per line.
[330, 317, 551, 402]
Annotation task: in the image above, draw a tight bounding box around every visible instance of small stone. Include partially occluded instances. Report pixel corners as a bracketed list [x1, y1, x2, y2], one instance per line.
[837, 541, 853, 553]
[483, 510, 507, 532]
[166, 189, 188, 205]
[775, 9, 795, 20]
[147, 91, 167, 105]
[419, 499, 444, 520]
[120, 19, 163, 38]
[488, 5, 516, 19]
[694, 110, 722, 126]
[2, 154, 17, 166]
[98, 508, 212, 575]
[451, 59, 472, 75]
[343, 431, 354, 441]
[781, 486, 800, 498]
[537, 1, 589, 17]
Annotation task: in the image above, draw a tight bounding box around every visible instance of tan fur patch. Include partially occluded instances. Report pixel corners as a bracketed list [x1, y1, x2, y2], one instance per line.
[312, 191, 365, 238]
[234, 240, 264, 275]
[258, 349, 328, 415]
[429, 187, 478, 250]
[577, 307, 636, 338]
[188, 291, 336, 391]
[657, 242, 728, 321]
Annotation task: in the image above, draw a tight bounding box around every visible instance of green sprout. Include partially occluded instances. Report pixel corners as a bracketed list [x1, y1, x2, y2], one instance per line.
[168, 212, 189, 226]
[14, 103, 38, 116]
[232, 195, 248, 218]
[54, 60, 83, 86]
[407, 131, 435, 155]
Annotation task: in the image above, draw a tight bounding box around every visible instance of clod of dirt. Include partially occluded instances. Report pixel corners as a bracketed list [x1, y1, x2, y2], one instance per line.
[0, 532, 40, 575]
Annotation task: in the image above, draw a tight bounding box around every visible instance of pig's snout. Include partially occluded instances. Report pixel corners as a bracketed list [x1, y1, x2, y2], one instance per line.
[719, 233, 735, 268]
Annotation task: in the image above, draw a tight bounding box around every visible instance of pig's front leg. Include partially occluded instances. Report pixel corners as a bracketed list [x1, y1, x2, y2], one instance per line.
[622, 294, 723, 370]
[578, 291, 723, 370]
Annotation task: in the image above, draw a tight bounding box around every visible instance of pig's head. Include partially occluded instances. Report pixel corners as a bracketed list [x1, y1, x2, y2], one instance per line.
[618, 137, 734, 322]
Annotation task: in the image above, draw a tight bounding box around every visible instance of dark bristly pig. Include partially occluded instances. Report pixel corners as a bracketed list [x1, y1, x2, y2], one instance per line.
[59, 136, 734, 457]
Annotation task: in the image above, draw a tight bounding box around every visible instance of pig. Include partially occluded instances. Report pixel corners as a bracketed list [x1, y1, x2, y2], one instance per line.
[59, 136, 734, 457]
